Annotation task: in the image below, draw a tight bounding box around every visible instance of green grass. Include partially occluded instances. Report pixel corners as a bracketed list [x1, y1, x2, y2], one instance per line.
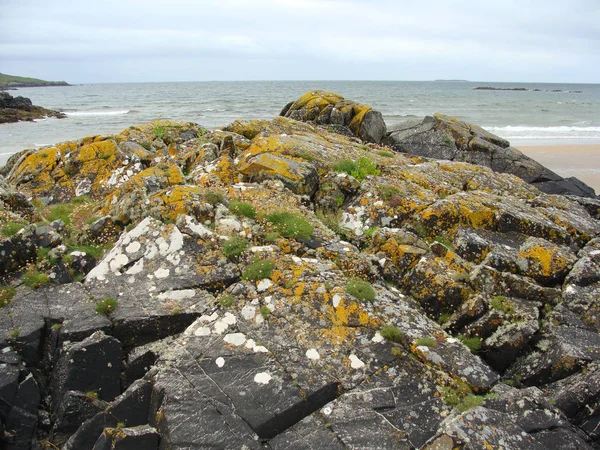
[153, 123, 166, 139]
[377, 150, 395, 158]
[0, 286, 16, 308]
[458, 335, 482, 353]
[264, 231, 280, 242]
[95, 297, 118, 314]
[68, 243, 109, 259]
[316, 209, 343, 235]
[1, 222, 26, 238]
[415, 337, 437, 348]
[364, 226, 379, 238]
[242, 259, 275, 281]
[260, 305, 271, 317]
[491, 295, 515, 315]
[9, 328, 20, 339]
[333, 157, 380, 181]
[229, 201, 256, 219]
[378, 185, 401, 201]
[265, 211, 314, 239]
[346, 277, 376, 302]
[433, 235, 453, 249]
[48, 202, 76, 226]
[23, 270, 51, 289]
[380, 325, 403, 343]
[222, 236, 250, 258]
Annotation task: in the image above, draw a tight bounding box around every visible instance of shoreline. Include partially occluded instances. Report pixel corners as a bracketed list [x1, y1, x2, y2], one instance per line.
[515, 142, 600, 193]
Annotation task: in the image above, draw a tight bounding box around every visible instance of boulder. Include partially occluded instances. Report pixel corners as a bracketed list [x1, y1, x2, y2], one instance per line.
[280, 90, 387, 143]
[384, 114, 597, 198]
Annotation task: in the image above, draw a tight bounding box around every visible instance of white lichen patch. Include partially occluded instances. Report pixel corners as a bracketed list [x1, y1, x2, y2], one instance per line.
[224, 333, 246, 346]
[306, 349, 320, 360]
[332, 294, 342, 308]
[371, 332, 384, 343]
[349, 354, 365, 369]
[110, 253, 129, 273]
[254, 372, 272, 385]
[242, 305, 257, 321]
[222, 312, 237, 325]
[125, 259, 144, 275]
[213, 320, 231, 334]
[194, 327, 211, 337]
[216, 357, 225, 368]
[257, 279, 272, 292]
[157, 289, 195, 301]
[125, 241, 141, 254]
[154, 268, 170, 279]
[245, 339, 269, 353]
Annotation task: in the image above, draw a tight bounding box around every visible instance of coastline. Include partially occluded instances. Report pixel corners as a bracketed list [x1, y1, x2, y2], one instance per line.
[514, 141, 600, 193]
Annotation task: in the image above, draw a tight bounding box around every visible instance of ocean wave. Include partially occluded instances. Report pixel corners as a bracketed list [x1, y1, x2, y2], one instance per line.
[64, 110, 130, 117]
[483, 125, 600, 140]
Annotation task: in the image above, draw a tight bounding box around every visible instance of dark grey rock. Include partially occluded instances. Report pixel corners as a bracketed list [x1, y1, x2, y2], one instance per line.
[52, 391, 109, 443]
[51, 331, 122, 409]
[91, 425, 159, 450]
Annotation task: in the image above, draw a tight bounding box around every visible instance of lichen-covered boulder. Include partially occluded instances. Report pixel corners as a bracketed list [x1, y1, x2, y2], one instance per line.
[384, 114, 596, 198]
[280, 90, 387, 143]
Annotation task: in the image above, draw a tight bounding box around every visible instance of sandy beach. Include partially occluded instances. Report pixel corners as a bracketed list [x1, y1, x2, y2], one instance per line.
[515, 143, 600, 194]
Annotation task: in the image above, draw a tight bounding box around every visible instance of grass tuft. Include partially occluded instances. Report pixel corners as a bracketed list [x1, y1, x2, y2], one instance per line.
[95, 297, 118, 314]
[222, 236, 250, 259]
[346, 277, 375, 302]
[242, 259, 275, 281]
[380, 325, 403, 343]
[229, 201, 256, 219]
[23, 270, 51, 289]
[265, 211, 313, 239]
[0, 286, 16, 308]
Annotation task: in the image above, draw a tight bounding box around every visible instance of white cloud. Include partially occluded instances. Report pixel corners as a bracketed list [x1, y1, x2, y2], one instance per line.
[0, 0, 598, 82]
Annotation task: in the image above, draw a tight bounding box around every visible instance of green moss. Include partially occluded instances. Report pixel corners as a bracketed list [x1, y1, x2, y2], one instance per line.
[22, 270, 51, 289]
[219, 294, 235, 307]
[443, 136, 454, 146]
[458, 335, 482, 353]
[222, 236, 250, 259]
[205, 190, 225, 206]
[95, 297, 118, 314]
[265, 211, 314, 239]
[51, 322, 62, 331]
[229, 201, 256, 219]
[346, 277, 375, 302]
[242, 259, 275, 281]
[334, 157, 379, 181]
[433, 235, 453, 249]
[260, 305, 271, 317]
[491, 295, 515, 315]
[378, 185, 401, 201]
[0, 286, 16, 308]
[415, 337, 437, 348]
[1, 222, 26, 237]
[377, 150, 395, 157]
[85, 391, 99, 400]
[380, 325, 403, 343]
[264, 231, 280, 242]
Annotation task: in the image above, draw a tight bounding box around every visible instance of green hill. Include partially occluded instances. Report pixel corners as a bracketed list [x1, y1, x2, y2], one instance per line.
[0, 72, 69, 89]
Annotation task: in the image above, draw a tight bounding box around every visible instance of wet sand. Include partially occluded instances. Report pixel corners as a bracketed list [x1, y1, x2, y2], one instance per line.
[516, 143, 600, 194]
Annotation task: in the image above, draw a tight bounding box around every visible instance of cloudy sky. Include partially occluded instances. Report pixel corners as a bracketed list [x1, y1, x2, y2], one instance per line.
[1, 0, 598, 83]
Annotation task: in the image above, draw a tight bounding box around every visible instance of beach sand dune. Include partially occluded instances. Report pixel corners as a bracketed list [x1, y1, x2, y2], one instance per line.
[517, 144, 600, 194]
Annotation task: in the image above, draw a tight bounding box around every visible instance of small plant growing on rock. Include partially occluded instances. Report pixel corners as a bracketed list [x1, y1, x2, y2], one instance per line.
[1, 222, 25, 237]
[0, 286, 16, 308]
[205, 191, 225, 206]
[265, 211, 314, 239]
[219, 294, 235, 307]
[346, 277, 375, 302]
[229, 201, 256, 219]
[458, 335, 482, 353]
[95, 297, 118, 314]
[380, 325, 403, 343]
[260, 305, 271, 318]
[491, 295, 515, 315]
[23, 270, 51, 289]
[242, 259, 275, 281]
[51, 323, 62, 331]
[334, 157, 379, 181]
[222, 236, 250, 259]
[153, 123, 166, 139]
[415, 337, 437, 348]
[85, 391, 99, 400]
[378, 150, 395, 158]
[9, 328, 20, 339]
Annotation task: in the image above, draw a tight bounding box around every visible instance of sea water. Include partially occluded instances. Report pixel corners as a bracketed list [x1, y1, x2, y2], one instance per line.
[1, 80, 599, 166]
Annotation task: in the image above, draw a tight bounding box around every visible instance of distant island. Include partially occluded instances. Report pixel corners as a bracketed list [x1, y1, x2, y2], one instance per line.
[474, 86, 583, 93]
[434, 79, 469, 82]
[0, 72, 70, 90]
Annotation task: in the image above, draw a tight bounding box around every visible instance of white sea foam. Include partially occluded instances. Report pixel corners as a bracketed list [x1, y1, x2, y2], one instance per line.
[483, 126, 600, 140]
[64, 110, 130, 117]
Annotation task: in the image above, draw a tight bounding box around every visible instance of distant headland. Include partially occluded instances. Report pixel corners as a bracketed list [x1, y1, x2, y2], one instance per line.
[0, 72, 70, 90]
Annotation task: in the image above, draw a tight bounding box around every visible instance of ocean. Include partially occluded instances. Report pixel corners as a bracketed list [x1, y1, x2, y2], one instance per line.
[1, 80, 599, 167]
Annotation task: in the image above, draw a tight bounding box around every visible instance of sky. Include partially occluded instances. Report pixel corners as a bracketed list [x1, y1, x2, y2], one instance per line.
[1, 0, 598, 84]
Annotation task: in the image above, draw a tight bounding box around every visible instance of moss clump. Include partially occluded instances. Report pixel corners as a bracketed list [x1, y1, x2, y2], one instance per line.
[205, 191, 225, 206]
[433, 235, 452, 249]
[23, 270, 51, 289]
[380, 325, 403, 343]
[334, 157, 379, 181]
[415, 337, 437, 348]
[458, 335, 482, 353]
[95, 297, 118, 314]
[222, 236, 250, 259]
[346, 277, 375, 302]
[260, 305, 271, 317]
[265, 211, 313, 239]
[0, 286, 16, 308]
[377, 150, 395, 157]
[229, 201, 257, 219]
[1, 222, 25, 238]
[491, 295, 515, 315]
[85, 391, 99, 400]
[242, 259, 275, 281]
[219, 294, 235, 307]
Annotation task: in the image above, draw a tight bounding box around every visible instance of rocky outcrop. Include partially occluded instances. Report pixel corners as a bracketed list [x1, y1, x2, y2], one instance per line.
[0, 91, 66, 124]
[280, 90, 387, 143]
[2, 96, 600, 448]
[384, 114, 597, 198]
